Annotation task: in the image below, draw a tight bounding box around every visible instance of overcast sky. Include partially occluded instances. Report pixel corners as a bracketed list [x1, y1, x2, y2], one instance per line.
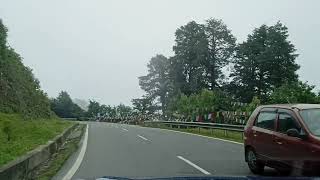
[0, 0, 319, 105]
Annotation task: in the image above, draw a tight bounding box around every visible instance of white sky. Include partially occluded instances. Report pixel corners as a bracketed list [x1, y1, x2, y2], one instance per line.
[0, 0, 319, 105]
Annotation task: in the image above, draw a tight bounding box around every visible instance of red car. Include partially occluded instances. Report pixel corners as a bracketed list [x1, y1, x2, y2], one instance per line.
[244, 104, 320, 175]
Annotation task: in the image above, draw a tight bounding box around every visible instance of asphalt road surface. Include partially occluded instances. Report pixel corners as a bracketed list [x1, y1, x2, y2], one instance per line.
[56, 122, 279, 180]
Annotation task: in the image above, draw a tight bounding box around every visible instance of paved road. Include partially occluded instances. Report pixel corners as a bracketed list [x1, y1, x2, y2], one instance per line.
[64, 122, 278, 179]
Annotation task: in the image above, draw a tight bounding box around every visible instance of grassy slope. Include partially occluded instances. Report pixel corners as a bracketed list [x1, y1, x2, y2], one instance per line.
[0, 113, 73, 167]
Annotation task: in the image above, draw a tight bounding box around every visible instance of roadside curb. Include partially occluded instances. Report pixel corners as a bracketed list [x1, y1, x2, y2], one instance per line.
[61, 124, 88, 180]
[0, 123, 79, 180]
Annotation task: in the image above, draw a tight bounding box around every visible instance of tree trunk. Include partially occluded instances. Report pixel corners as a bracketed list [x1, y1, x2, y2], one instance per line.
[211, 64, 215, 90]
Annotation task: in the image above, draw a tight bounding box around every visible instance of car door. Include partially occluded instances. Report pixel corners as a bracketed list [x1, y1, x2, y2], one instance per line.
[273, 108, 310, 169]
[252, 108, 278, 160]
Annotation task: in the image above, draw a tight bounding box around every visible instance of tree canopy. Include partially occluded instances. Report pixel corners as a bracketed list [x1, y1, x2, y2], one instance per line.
[231, 22, 300, 102]
[269, 81, 319, 104]
[50, 91, 84, 118]
[131, 96, 157, 115]
[139, 55, 171, 113]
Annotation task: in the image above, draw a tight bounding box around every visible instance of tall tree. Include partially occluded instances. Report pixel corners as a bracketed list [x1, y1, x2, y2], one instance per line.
[131, 96, 156, 115]
[116, 104, 132, 118]
[231, 22, 299, 102]
[86, 100, 101, 117]
[73, 98, 89, 111]
[172, 21, 208, 95]
[204, 18, 236, 89]
[0, 19, 7, 54]
[50, 91, 84, 118]
[139, 54, 170, 113]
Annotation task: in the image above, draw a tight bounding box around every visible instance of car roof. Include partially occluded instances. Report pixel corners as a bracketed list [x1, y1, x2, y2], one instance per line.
[260, 104, 320, 110]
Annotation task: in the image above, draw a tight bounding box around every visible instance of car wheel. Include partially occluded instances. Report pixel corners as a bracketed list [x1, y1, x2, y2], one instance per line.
[246, 148, 265, 174]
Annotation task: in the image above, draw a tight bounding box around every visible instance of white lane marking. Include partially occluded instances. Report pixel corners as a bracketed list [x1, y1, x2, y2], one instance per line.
[122, 128, 129, 131]
[177, 156, 211, 175]
[138, 126, 243, 145]
[62, 124, 89, 180]
[137, 135, 149, 141]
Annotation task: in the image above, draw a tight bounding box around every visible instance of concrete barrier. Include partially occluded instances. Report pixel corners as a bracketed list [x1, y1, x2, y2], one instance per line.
[0, 123, 79, 180]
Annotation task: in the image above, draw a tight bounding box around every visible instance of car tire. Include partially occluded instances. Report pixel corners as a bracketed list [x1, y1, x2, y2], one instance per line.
[246, 148, 265, 174]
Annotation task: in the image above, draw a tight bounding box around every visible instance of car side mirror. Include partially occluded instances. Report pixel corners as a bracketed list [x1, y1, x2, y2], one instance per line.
[286, 128, 300, 137]
[286, 128, 308, 140]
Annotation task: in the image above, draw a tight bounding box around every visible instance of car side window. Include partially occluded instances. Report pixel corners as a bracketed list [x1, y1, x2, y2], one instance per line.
[278, 113, 300, 133]
[255, 111, 277, 130]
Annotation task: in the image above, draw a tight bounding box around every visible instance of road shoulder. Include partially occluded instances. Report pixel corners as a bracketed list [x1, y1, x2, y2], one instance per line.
[39, 124, 87, 180]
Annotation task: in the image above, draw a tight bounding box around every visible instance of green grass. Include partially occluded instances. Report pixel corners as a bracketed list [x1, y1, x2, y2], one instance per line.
[0, 113, 73, 167]
[36, 124, 85, 180]
[146, 124, 244, 143]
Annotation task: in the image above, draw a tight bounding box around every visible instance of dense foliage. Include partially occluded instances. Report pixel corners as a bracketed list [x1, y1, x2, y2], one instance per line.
[50, 91, 85, 118]
[0, 20, 52, 118]
[168, 89, 231, 120]
[131, 95, 157, 115]
[86, 100, 133, 119]
[269, 81, 319, 104]
[230, 22, 300, 102]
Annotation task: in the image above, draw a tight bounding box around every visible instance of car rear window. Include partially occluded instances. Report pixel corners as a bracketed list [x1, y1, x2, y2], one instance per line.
[255, 112, 277, 130]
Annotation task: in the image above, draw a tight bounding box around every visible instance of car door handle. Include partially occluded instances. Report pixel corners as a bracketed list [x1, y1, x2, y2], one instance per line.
[276, 141, 283, 145]
[274, 138, 283, 145]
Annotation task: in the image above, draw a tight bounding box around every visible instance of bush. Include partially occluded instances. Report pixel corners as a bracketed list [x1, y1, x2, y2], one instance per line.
[2, 120, 12, 141]
[269, 81, 319, 104]
[168, 89, 231, 120]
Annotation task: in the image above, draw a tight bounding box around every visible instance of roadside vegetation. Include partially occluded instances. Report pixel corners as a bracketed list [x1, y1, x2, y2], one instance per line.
[0, 19, 74, 169]
[0, 113, 72, 166]
[56, 18, 320, 123]
[134, 18, 320, 121]
[0, 20, 52, 119]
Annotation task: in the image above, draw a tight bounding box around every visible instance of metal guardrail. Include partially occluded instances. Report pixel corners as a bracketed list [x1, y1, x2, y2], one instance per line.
[143, 121, 245, 139]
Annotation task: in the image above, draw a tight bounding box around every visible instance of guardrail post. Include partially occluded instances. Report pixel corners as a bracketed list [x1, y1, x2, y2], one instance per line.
[198, 127, 200, 133]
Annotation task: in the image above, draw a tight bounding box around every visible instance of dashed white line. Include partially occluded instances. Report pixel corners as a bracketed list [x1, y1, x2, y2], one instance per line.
[177, 156, 211, 175]
[137, 135, 149, 141]
[122, 128, 129, 131]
